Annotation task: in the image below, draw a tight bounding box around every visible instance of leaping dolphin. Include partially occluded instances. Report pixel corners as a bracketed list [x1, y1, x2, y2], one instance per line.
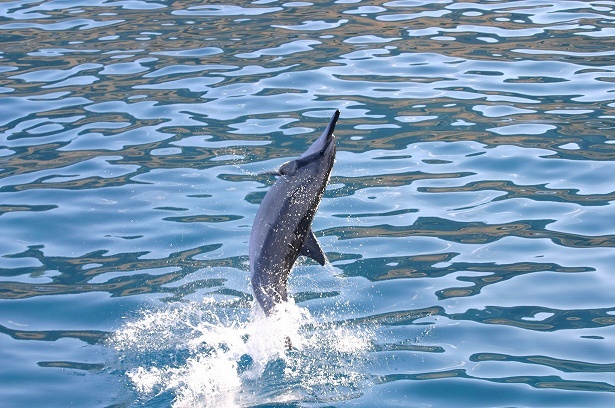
[250, 110, 339, 315]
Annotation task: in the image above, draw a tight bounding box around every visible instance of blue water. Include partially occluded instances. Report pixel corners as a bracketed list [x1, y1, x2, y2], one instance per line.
[1, 0, 615, 406]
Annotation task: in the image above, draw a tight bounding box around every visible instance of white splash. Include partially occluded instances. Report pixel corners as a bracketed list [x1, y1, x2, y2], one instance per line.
[110, 298, 372, 407]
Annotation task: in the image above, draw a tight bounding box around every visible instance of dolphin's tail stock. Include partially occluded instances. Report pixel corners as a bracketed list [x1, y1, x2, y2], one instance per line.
[285, 336, 293, 351]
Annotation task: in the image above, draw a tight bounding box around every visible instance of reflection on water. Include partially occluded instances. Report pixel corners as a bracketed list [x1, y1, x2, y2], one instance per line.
[1, 0, 615, 407]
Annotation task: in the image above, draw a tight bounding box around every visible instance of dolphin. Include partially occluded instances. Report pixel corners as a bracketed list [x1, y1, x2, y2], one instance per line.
[250, 110, 339, 316]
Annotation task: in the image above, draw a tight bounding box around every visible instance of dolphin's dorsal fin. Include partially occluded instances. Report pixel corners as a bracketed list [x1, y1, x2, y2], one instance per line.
[300, 229, 327, 266]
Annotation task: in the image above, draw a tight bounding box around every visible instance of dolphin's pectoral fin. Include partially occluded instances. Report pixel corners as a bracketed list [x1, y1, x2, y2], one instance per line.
[300, 229, 327, 266]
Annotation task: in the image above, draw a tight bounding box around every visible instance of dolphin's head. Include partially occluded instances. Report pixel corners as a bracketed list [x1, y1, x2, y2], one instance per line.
[299, 110, 339, 160]
[268, 110, 339, 179]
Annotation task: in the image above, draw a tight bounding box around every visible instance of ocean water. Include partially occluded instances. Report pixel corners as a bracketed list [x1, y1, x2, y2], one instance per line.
[1, 0, 615, 406]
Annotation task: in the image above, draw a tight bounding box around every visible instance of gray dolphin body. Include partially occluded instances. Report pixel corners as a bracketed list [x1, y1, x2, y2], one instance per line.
[250, 110, 339, 315]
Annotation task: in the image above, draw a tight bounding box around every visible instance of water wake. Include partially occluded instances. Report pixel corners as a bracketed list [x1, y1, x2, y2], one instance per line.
[110, 298, 373, 407]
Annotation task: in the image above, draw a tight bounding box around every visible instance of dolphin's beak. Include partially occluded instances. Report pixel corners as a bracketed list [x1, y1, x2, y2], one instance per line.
[322, 109, 340, 142]
[300, 110, 340, 159]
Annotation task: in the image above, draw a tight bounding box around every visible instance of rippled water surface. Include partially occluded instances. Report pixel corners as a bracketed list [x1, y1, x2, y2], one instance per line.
[1, 1, 615, 407]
